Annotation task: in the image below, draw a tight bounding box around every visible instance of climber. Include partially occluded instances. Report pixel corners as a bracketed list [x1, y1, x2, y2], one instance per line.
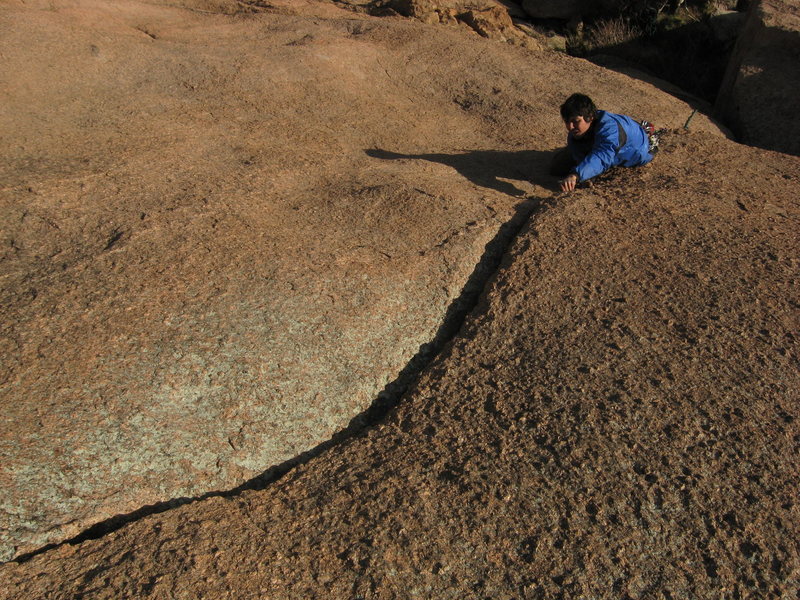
[551, 93, 658, 192]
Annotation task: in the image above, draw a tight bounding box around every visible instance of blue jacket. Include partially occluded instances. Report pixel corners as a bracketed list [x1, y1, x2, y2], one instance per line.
[568, 110, 653, 182]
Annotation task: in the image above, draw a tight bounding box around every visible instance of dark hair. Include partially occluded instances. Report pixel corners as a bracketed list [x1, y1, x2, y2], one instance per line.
[560, 93, 597, 122]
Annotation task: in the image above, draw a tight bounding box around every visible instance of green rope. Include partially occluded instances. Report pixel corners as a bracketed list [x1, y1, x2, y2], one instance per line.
[683, 109, 698, 131]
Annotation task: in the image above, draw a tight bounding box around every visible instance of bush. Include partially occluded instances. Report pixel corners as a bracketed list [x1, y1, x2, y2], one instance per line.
[568, 16, 642, 55]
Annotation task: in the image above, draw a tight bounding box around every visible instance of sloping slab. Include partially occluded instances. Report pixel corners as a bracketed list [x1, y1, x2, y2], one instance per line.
[3, 128, 797, 598]
[0, 0, 725, 560]
[715, 0, 800, 156]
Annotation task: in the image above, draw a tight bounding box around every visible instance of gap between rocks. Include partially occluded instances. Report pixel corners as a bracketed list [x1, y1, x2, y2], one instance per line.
[10, 191, 552, 565]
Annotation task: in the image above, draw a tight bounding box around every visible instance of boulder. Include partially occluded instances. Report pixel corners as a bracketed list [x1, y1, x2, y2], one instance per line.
[459, 5, 518, 39]
[387, 0, 541, 44]
[715, 0, 800, 155]
[388, 0, 507, 19]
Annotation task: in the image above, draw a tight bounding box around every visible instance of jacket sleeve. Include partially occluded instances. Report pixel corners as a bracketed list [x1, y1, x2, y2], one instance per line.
[575, 118, 619, 182]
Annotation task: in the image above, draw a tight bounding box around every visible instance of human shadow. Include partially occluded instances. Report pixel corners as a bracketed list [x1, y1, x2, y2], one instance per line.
[365, 147, 561, 194]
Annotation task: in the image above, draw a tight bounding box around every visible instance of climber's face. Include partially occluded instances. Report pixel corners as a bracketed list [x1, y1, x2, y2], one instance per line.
[565, 115, 593, 139]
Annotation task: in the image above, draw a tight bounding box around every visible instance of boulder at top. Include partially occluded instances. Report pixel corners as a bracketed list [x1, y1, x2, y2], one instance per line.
[0, 0, 725, 562]
[385, 0, 540, 45]
[715, 0, 800, 155]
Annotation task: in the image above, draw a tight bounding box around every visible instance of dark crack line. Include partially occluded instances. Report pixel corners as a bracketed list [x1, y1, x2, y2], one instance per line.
[10, 193, 553, 565]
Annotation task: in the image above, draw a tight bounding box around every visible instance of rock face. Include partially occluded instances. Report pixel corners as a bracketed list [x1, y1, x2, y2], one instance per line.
[0, 0, 728, 564]
[2, 130, 798, 598]
[715, 0, 800, 155]
[386, 0, 541, 45]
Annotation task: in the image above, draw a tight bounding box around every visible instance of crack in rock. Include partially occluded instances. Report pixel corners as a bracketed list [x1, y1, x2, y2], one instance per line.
[10, 194, 547, 565]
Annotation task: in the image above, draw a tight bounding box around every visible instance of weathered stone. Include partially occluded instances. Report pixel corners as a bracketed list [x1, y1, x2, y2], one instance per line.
[0, 0, 726, 563]
[521, 0, 584, 19]
[460, 6, 515, 37]
[715, 0, 800, 155]
[388, 0, 537, 43]
[389, 0, 502, 18]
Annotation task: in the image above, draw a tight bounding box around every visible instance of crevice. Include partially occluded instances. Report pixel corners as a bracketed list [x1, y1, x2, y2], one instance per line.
[10, 190, 551, 565]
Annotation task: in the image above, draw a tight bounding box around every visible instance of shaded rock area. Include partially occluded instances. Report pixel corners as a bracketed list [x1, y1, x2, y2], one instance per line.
[2, 130, 798, 598]
[376, 0, 541, 46]
[0, 0, 725, 562]
[521, 0, 587, 19]
[715, 0, 800, 156]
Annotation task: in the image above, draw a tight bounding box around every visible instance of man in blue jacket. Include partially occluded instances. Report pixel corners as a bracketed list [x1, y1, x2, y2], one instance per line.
[551, 93, 655, 192]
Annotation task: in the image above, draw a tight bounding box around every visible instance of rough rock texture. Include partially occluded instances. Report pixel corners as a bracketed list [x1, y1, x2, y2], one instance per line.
[385, 0, 541, 45]
[715, 0, 800, 156]
[2, 130, 798, 598]
[0, 0, 725, 562]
